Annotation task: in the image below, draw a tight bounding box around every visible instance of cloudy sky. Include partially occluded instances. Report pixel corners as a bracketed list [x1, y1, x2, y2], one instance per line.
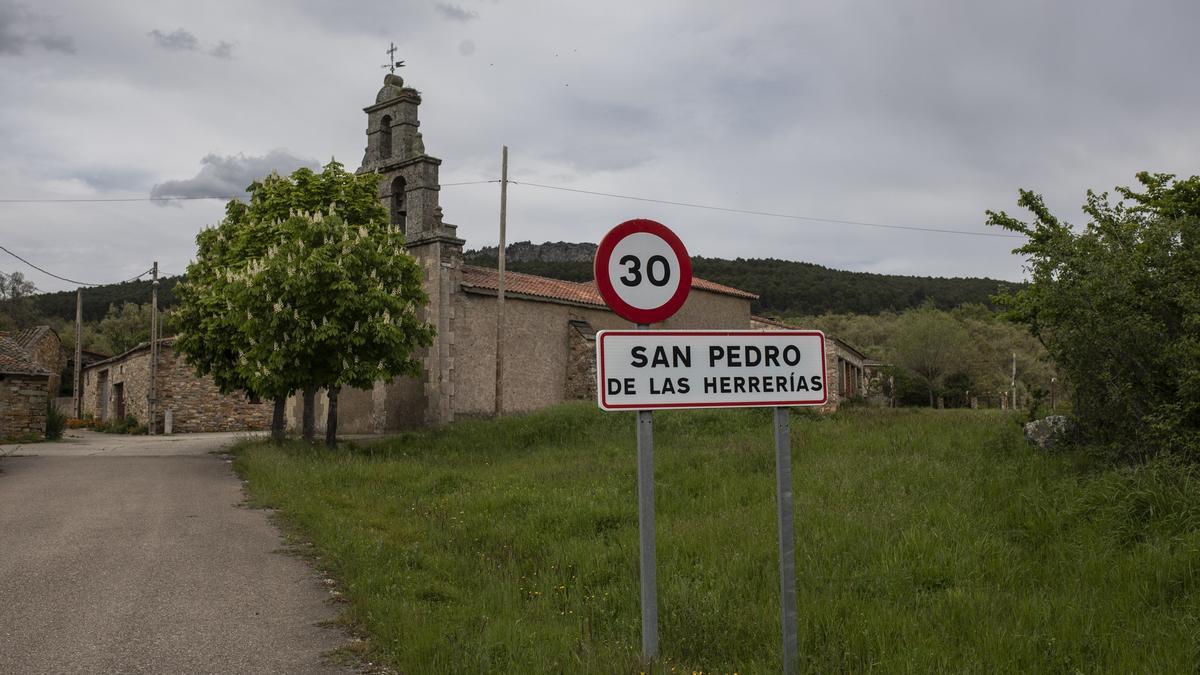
[2, 0, 1198, 293]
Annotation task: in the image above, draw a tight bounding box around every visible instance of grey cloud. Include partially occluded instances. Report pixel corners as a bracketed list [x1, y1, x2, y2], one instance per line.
[35, 34, 74, 53]
[149, 150, 320, 203]
[208, 40, 235, 59]
[434, 2, 478, 22]
[71, 166, 155, 193]
[458, 39, 475, 56]
[0, 2, 75, 55]
[147, 28, 234, 59]
[147, 28, 199, 51]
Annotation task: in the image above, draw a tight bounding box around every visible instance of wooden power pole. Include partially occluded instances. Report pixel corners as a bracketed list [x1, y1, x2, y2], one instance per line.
[148, 262, 159, 434]
[73, 287, 83, 418]
[494, 145, 508, 416]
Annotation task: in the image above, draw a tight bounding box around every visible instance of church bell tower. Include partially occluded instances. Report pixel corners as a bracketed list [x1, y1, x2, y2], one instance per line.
[359, 70, 463, 426]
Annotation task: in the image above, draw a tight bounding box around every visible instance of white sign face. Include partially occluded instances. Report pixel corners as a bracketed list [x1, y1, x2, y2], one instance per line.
[606, 232, 685, 310]
[596, 330, 828, 410]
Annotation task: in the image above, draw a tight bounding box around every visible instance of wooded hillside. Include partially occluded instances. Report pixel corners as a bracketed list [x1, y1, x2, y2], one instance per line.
[464, 243, 1019, 316]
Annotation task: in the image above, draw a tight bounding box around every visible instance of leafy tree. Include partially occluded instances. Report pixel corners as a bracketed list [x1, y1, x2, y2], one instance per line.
[175, 161, 433, 445]
[0, 270, 39, 330]
[987, 172, 1200, 461]
[888, 306, 971, 407]
[89, 302, 172, 356]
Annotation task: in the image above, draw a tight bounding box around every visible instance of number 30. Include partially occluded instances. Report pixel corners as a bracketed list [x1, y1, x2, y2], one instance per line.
[619, 254, 671, 287]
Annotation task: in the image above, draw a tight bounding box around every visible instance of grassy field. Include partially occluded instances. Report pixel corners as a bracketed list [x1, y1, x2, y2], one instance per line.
[232, 405, 1200, 673]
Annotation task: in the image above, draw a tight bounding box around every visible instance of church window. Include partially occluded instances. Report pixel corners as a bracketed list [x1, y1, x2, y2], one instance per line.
[379, 115, 393, 159]
[391, 176, 407, 231]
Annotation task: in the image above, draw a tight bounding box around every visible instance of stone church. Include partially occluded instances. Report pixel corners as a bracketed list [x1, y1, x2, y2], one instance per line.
[286, 73, 764, 433]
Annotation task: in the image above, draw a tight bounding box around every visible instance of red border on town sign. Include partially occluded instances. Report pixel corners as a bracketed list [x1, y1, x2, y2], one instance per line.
[593, 219, 693, 325]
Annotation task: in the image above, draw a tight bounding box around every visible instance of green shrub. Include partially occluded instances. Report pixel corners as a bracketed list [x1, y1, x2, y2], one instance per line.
[45, 400, 66, 440]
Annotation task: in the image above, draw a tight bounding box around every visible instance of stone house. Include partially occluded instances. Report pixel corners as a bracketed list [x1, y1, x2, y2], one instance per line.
[0, 327, 61, 440]
[80, 338, 270, 433]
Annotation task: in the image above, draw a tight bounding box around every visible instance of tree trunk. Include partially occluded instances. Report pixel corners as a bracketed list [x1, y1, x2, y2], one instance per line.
[302, 386, 316, 443]
[325, 387, 340, 449]
[271, 397, 286, 444]
[928, 387, 935, 408]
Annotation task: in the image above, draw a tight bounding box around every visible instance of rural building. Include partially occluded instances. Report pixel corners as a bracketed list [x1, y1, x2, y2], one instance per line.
[80, 338, 270, 433]
[287, 73, 763, 433]
[750, 316, 875, 409]
[0, 326, 62, 440]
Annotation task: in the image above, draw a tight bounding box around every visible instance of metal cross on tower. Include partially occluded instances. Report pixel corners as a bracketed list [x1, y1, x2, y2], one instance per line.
[382, 42, 405, 73]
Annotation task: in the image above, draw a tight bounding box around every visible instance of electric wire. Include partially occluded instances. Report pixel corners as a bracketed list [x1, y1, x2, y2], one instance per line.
[0, 244, 153, 286]
[0, 179, 500, 203]
[507, 180, 1021, 239]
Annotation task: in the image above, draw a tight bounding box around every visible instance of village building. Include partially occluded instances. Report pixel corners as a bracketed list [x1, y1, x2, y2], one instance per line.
[0, 326, 62, 440]
[80, 338, 270, 433]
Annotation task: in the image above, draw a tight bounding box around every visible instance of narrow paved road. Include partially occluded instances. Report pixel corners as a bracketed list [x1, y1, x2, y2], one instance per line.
[0, 432, 351, 674]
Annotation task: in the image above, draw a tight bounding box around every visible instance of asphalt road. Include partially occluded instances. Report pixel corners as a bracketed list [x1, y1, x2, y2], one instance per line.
[0, 432, 352, 674]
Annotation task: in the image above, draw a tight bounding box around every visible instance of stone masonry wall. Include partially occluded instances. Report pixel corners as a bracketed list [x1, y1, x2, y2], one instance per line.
[157, 347, 271, 433]
[81, 343, 270, 432]
[27, 331, 64, 396]
[1, 373, 49, 439]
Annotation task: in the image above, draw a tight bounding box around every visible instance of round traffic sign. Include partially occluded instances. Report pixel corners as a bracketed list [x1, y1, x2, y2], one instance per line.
[594, 219, 692, 324]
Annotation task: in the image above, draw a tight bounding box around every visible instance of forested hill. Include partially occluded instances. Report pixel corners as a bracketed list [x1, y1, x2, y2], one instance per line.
[20, 244, 1018, 322]
[25, 276, 181, 323]
[465, 242, 1020, 316]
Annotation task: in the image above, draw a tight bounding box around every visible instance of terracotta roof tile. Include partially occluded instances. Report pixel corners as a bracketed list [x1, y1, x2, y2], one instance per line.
[460, 266, 758, 306]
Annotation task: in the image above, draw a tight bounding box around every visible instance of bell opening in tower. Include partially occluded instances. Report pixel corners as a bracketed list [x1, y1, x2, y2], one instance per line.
[391, 176, 407, 232]
[379, 115, 393, 159]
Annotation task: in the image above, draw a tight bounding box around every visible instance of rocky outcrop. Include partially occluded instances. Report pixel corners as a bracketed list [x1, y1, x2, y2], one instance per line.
[1024, 415, 1075, 451]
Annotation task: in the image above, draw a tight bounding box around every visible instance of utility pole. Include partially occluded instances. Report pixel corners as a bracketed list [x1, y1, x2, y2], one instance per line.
[148, 262, 159, 434]
[73, 287, 83, 418]
[1011, 352, 1017, 410]
[494, 145, 508, 416]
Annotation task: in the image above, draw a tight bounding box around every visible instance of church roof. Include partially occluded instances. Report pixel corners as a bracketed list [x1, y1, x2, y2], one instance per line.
[460, 265, 757, 308]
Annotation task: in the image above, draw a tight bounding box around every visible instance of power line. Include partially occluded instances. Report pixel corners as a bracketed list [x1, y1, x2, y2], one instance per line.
[0, 179, 501, 204]
[0, 244, 153, 287]
[508, 180, 1022, 239]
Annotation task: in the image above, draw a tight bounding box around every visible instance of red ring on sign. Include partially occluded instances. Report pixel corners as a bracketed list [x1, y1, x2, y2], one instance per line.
[594, 219, 692, 324]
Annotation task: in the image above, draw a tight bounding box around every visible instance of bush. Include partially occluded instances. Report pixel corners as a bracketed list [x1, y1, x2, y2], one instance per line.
[988, 172, 1200, 461]
[45, 400, 66, 440]
[97, 414, 141, 434]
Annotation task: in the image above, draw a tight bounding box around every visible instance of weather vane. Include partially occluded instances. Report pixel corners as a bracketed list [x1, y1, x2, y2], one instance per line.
[382, 42, 405, 74]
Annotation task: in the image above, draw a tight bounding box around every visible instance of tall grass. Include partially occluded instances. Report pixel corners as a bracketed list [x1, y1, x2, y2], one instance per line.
[233, 405, 1200, 673]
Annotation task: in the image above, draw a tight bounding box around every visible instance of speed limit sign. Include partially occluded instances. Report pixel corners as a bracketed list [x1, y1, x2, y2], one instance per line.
[594, 219, 693, 324]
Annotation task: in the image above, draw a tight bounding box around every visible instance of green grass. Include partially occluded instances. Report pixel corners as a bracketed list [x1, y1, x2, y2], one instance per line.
[231, 404, 1200, 673]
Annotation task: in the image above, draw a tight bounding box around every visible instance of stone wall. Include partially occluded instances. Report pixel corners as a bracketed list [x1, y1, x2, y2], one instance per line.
[564, 320, 597, 401]
[157, 348, 271, 433]
[26, 330, 64, 396]
[81, 342, 271, 433]
[1, 373, 49, 440]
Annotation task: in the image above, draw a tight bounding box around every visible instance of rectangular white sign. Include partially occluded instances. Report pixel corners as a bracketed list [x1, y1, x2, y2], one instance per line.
[596, 330, 828, 410]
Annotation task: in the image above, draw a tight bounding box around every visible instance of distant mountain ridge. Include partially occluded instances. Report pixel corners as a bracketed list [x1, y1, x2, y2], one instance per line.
[464, 241, 1019, 316]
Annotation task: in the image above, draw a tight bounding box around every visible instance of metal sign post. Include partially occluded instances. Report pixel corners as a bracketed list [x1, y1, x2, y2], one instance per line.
[774, 406, 798, 674]
[635, 324, 658, 662]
